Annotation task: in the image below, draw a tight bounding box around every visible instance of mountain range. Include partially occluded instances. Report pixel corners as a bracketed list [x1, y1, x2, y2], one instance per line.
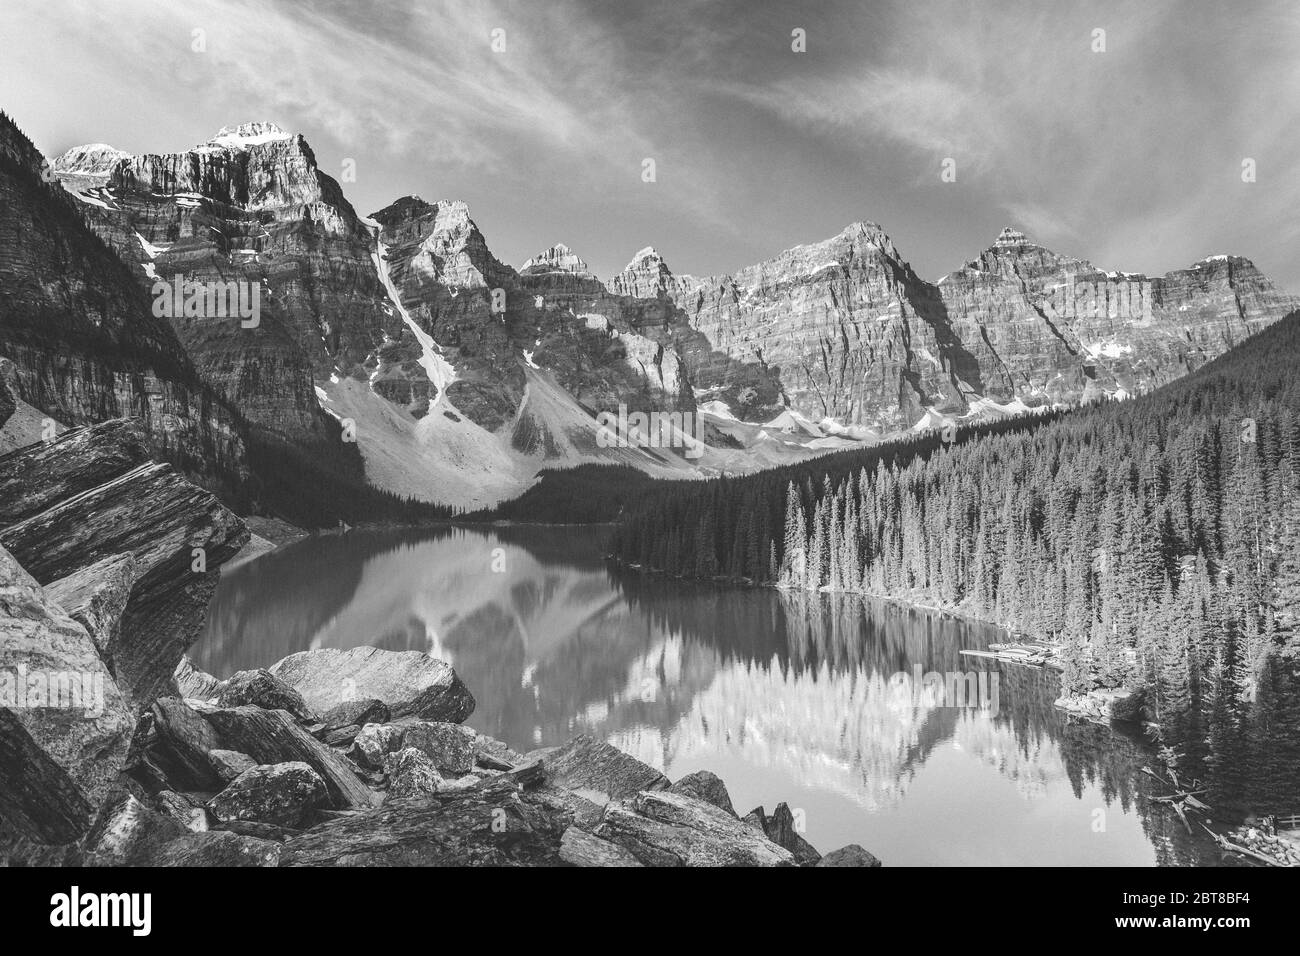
[3, 111, 1297, 515]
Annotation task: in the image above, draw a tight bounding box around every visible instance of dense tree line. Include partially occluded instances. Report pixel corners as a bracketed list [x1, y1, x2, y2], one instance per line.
[465, 464, 656, 524]
[245, 428, 456, 527]
[612, 313, 1300, 812]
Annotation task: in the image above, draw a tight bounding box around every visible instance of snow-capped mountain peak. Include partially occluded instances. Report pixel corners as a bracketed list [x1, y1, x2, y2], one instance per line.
[520, 243, 591, 276]
[206, 122, 294, 149]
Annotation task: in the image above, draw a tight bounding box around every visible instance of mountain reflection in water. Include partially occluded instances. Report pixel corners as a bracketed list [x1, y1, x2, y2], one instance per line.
[195, 525, 1226, 866]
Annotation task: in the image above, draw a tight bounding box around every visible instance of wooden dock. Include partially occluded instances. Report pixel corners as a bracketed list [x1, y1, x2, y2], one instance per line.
[960, 641, 1063, 669]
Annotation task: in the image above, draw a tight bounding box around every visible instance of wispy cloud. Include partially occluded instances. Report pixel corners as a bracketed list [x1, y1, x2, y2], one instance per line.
[2, 0, 1298, 286]
[715, 0, 1300, 282]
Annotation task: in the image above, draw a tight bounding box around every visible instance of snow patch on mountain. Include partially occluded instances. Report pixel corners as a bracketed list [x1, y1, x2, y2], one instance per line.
[698, 399, 739, 422]
[763, 408, 824, 437]
[206, 122, 294, 149]
[370, 235, 456, 399]
[1083, 342, 1133, 360]
[317, 376, 533, 509]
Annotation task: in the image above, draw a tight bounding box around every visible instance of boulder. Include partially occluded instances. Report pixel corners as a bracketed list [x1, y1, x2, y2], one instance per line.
[761, 803, 821, 865]
[321, 724, 365, 748]
[0, 424, 249, 709]
[559, 825, 644, 867]
[0, 545, 134, 843]
[76, 787, 292, 865]
[155, 790, 209, 832]
[208, 762, 328, 828]
[278, 777, 569, 866]
[321, 697, 389, 730]
[216, 668, 315, 722]
[0, 418, 152, 527]
[268, 646, 475, 722]
[148, 696, 227, 789]
[473, 733, 524, 771]
[45, 553, 140, 661]
[398, 720, 475, 774]
[533, 734, 669, 805]
[82, 792, 187, 865]
[353, 722, 403, 769]
[817, 844, 882, 867]
[209, 749, 258, 783]
[595, 791, 795, 867]
[174, 656, 224, 701]
[383, 747, 443, 798]
[201, 706, 378, 810]
[532, 784, 607, 831]
[668, 770, 736, 816]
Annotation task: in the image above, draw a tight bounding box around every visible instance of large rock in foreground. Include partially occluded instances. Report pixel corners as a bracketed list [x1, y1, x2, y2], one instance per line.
[817, 844, 882, 867]
[173, 656, 224, 701]
[0, 546, 134, 844]
[207, 762, 327, 828]
[45, 553, 140, 661]
[747, 802, 822, 865]
[531, 734, 669, 804]
[0, 418, 152, 528]
[559, 825, 644, 867]
[669, 770, 736, 816]
[595, 790, 795, 867]
[146, 697, 376, 808]
[0, 419, 248, 710]
[215, 668, 316, 722]
[198, 705, 378, 809]
[269, 646, 475, 722]
[278, 777, 569, 866]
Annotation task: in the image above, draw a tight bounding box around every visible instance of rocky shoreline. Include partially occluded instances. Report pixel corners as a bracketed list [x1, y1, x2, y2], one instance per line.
[0, 416, 878, 867]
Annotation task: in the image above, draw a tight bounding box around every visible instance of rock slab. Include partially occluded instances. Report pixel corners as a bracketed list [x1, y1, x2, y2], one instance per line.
[595, 791, 795, 867]
[269, 646, 475, 722]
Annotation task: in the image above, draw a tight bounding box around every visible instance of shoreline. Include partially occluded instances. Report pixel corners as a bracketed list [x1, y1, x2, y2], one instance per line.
[606, 555, 1153, 725]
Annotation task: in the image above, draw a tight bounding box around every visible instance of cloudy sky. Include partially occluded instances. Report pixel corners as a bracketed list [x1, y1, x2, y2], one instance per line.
[3, 0, 1298, 288]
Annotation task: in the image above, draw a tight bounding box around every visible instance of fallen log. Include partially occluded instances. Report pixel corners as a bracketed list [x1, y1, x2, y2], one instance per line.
[1201, 824, 1285, 867]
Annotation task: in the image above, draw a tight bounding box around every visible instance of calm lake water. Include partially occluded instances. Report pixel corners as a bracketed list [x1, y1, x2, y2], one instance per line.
[194, 524, 1225, 865]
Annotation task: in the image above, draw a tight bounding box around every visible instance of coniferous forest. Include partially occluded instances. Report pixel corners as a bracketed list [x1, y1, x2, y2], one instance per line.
[612, 312, 1300, 813]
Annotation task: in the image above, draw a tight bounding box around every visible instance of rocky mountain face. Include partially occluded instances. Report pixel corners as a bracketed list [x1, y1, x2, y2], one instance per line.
[0, 111, 247, 495]
[617, 224, 1300, 432]
[22, 112, 1299, 511]
[929, 228, 1297, 423]
[367, 197, 696, 432]
[649, 222, 938, 428]
[52, 122, 393, 445]
[346, 197, 725, 507]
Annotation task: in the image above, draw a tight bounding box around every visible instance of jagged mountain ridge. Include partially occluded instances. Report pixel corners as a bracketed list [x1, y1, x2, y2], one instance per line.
[52, 121, 393, 444]
[612, 223, 1299, 431]
[41, 116, 1300, 510]
[0, 110, 247, 495]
